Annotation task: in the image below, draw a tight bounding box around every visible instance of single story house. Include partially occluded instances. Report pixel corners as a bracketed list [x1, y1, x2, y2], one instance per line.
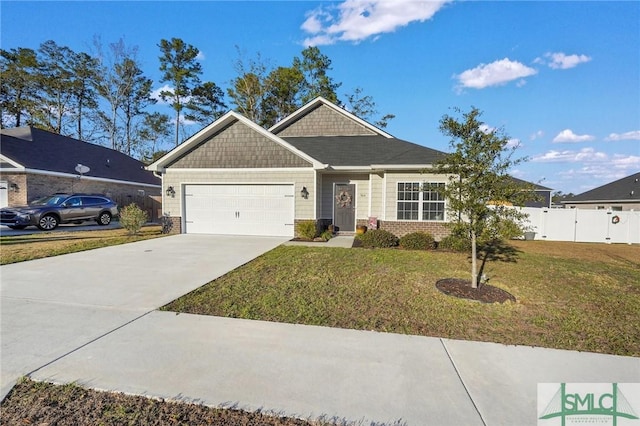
[0, 127, 161, 218]
[562, 172, 640, 211]
[511, 177, 553, 208]
[148, 97, 541, 238]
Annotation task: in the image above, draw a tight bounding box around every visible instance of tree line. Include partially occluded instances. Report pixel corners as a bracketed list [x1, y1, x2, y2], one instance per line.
[1, 37, 393, 162]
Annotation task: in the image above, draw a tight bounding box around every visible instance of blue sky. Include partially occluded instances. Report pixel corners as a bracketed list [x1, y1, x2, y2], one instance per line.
[1, 0, 639, 194]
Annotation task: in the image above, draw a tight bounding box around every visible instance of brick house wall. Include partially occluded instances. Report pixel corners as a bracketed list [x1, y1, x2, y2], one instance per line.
[373, 220, 449, 240]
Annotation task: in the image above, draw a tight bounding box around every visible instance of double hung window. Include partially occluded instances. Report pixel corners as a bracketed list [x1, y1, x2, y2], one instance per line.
[397, 182, 445, 221]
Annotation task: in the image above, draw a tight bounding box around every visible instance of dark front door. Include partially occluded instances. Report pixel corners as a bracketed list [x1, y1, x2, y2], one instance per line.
[334, 184, 355, 232]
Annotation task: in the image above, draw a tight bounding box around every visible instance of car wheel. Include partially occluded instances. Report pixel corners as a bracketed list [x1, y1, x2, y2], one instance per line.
[97, 212, 112, 226]
[8, 225, 27, 230]
[38, 214, 59, 230]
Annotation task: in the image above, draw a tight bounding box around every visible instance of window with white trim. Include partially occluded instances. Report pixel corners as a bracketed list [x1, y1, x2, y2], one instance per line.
[397, 182, 446, 221]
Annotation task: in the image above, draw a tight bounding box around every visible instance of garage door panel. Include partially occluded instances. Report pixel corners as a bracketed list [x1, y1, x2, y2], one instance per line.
[184, 184, 294, 237]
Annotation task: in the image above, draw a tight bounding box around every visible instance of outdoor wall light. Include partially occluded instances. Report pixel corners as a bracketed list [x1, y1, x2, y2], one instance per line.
[166, 186, 176, 197]
[9, 182, 19, 192]
[300, 186, 309, 199]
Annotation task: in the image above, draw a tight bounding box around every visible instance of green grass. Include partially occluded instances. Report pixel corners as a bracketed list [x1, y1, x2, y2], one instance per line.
[0, 225, 165, 265]
[163, 241, 640, 357]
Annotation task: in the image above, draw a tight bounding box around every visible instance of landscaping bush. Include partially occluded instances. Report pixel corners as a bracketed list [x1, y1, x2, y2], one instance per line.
[438, 232, 472, 252]
[119, 204, 148, 235]
[320, 230, 333, 241]
[399, 231, 436, 250]
[356, 229, 399, 248]
[296, 220, 318, 240]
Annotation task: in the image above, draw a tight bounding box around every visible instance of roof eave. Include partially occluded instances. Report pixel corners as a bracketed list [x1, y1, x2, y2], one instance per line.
[562, 199, 639, 204]
[0, 153, 25, 169]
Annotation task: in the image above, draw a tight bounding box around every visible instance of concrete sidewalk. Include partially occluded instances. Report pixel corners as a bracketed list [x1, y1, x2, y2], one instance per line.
[28, 313, 640, 425]
[284, 235, 355, 248]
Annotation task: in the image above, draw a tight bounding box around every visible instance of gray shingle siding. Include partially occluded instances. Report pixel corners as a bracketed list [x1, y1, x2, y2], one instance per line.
[167, 119, 312, 169]
[274, 104, 377, 137]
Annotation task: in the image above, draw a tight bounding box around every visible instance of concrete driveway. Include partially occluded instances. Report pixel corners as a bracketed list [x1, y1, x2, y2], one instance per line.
[0, 234, 288, 398]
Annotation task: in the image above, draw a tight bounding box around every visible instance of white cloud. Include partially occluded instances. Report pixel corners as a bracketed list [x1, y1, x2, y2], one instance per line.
[196, 51, 205, 61]
[151, 85, 174, 104]
[506, 138, 521, 149]
[552, 129, 595, 143]
[530, 130, 544, 141]
[541, 52, 592, 70]
[301, 0, 451, 46]
[455, 58, 537, 90]
[532, 147, 607, 163]
[605, 130, 640, 141]
[478, 124, 495, 134]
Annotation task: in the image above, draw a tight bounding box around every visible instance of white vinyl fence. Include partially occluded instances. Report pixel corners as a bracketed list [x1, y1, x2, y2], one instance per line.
[521, 207, 640, 244]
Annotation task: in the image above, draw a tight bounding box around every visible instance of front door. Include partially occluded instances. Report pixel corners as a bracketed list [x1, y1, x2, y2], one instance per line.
[333, 183, 355, 232]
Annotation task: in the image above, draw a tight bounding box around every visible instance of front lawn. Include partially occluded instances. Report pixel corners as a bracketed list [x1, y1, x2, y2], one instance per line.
[0, 226, 165, 265]
[163, 240, 640, 357]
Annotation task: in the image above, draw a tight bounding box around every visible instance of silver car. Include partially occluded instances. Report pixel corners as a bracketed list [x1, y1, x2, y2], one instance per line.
[0, 194, 119, 230]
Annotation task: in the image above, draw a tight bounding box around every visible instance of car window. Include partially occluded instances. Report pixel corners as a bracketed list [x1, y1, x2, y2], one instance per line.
[82, 197, 106, 206]
[65, 197, 82, 207]
[32, 196, 67, 206]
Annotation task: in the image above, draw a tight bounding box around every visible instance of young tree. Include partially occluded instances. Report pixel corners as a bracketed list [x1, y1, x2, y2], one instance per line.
[436, 107, 533, 288]
[158, 38, 202, 146]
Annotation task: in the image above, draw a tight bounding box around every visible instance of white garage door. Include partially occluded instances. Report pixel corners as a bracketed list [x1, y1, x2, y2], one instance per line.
[183, 184, 295, 237]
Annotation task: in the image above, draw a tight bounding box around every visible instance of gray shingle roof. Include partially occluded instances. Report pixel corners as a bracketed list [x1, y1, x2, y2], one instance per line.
[282, 135, 447, 167]
[569, 172, 640, 202]
[1, 127, 160, 186]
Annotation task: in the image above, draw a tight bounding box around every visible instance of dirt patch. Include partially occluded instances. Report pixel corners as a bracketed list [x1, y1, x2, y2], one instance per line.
[436, 278, 516, 304]
[0, 379, 320, 426]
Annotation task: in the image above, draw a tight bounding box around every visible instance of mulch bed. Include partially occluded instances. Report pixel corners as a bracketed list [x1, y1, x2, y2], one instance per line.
[436, 278, 516, 304]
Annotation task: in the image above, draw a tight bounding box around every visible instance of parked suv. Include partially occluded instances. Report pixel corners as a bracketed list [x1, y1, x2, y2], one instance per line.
[0, 194, 119, 230]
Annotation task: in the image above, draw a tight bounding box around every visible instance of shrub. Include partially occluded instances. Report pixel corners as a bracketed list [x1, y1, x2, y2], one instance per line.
[320, 230, 333, 241]
[438, 233, 471, 252]
[357, 229, 399, 248]
[296, 220, 318, 240]
[399, 232, 436, 250]
[119, 204, 148, 235]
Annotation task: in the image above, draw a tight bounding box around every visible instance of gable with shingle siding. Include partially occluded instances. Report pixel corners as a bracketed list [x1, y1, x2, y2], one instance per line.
[167, 119, 312, 169]
[274, 104, 377, 137]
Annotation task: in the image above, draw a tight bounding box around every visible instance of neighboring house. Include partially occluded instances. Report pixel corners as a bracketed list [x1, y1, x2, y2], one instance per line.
[562, 172, 640, 211]
[148, 97, 541, 238]
[510, 177, 553, 208]
[0, 127, 161, 218]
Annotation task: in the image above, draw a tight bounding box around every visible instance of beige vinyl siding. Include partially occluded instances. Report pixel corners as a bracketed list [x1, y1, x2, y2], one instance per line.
[163, 169, 315, 220]
[369, 172, 385, 220]
[319, 173, 370, 220]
